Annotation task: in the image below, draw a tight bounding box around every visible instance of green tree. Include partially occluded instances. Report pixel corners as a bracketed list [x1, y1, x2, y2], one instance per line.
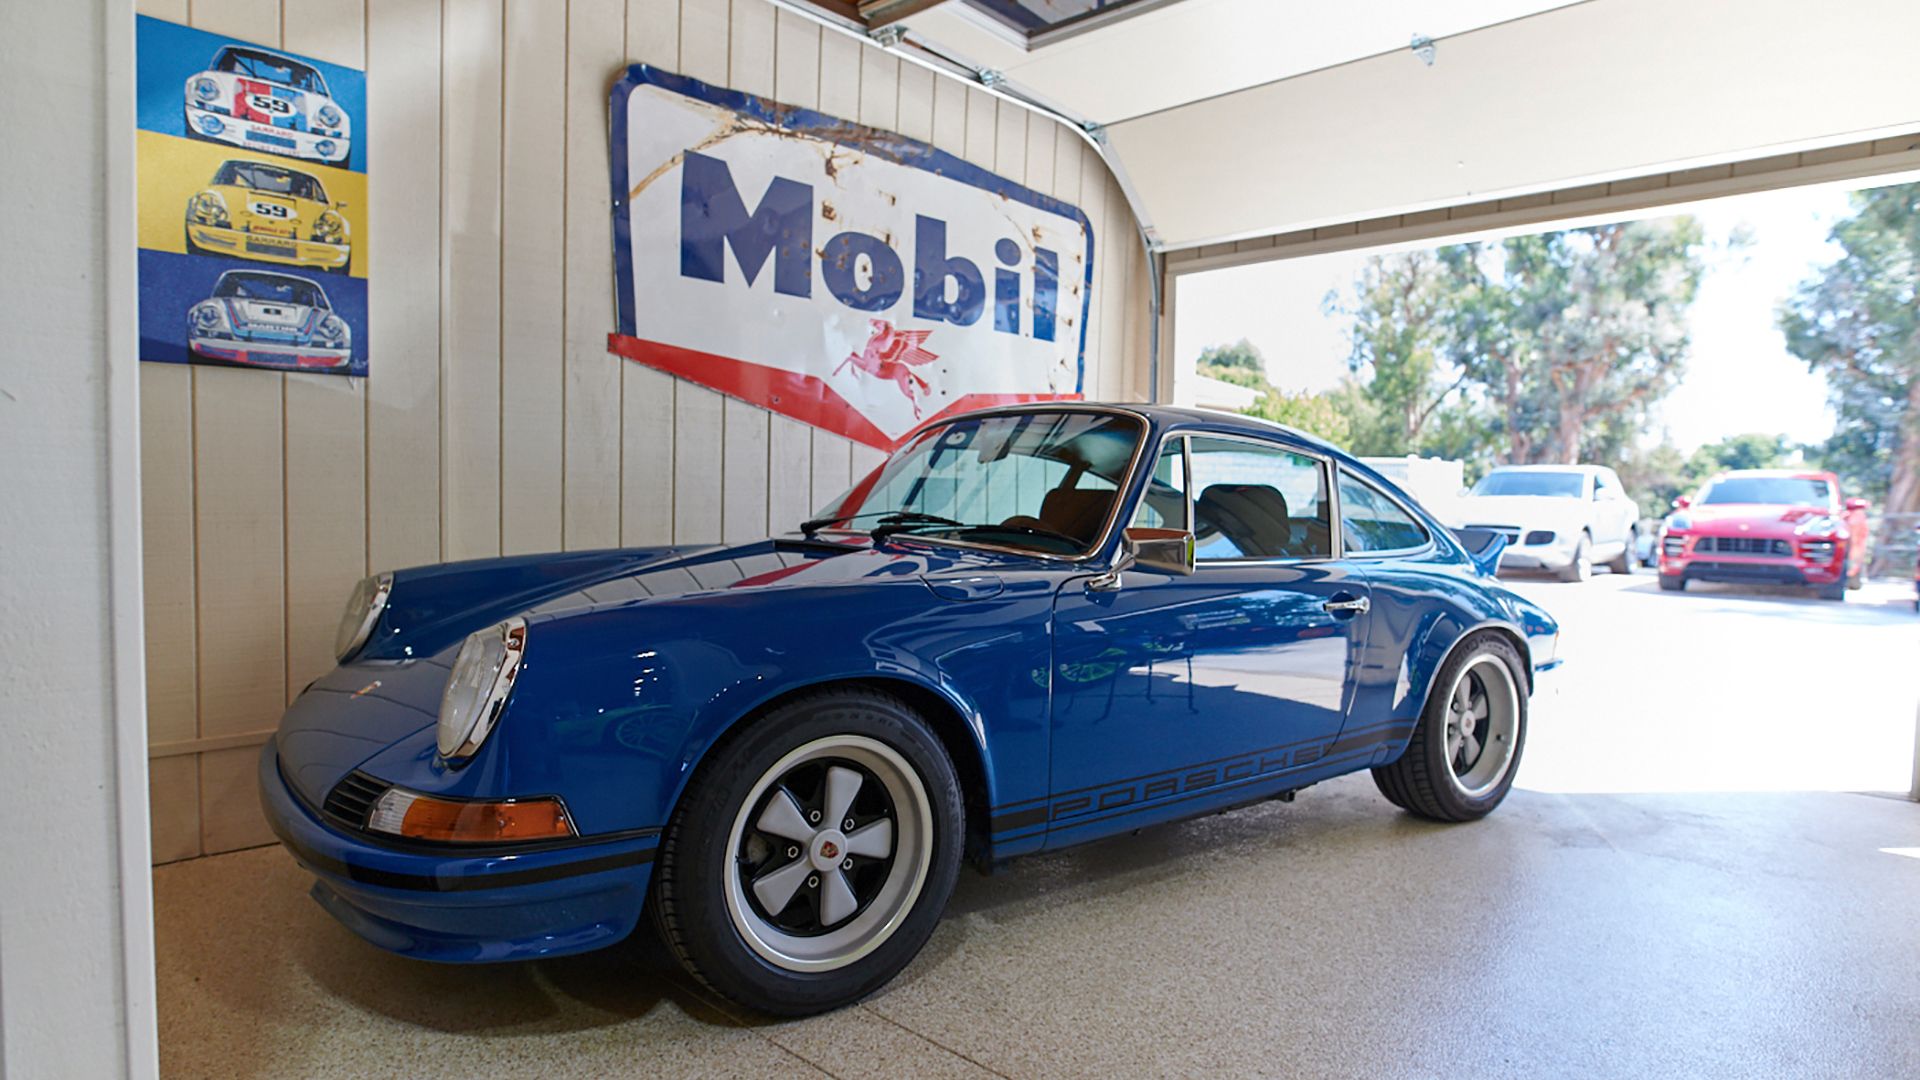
[1195, 338, 1267, 374]
[1779, 183, 1920, 572]
[1441, 219, 1707, 464]
[1686, 432, 1790, 477]
[1242, 385, 1353, 446]
[1333, 250, 1465, 452]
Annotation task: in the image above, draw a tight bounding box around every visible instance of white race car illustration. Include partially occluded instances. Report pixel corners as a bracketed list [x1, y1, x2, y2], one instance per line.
[188, 269, 352, 371]
[183, 44, 352, 167]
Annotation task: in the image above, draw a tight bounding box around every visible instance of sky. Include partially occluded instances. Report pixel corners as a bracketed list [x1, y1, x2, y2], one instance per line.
[1172, 184, 1861, 454]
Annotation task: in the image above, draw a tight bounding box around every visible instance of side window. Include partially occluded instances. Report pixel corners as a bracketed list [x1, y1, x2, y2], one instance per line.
[1338, 471, 1429, 554]
[1188, 437, 1332, 560]
[1129, 440, 1189, 531]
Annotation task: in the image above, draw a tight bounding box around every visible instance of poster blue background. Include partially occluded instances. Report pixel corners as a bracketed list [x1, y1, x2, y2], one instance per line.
[138, 249, 369, 376]
[136, 15, 368, 175]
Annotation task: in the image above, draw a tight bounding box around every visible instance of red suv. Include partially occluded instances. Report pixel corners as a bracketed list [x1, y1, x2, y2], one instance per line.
[1658, 469, 1868, 601]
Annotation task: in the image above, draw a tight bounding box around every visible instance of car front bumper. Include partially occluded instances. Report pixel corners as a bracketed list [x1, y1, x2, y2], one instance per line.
[186, 221, 349, 272]
[191, 334, 349, 369]
[185, 103, 350, 164]
[257, 742, 657, 964]
[1497, 536, 1581, 572]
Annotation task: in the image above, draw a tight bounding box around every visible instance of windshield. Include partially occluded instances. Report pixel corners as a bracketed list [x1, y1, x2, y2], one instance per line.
[1471, 471, 1584, 498]
[1699, 476, 1831, 507]
[213, 47, 329, 95]
[214, 273, 325, 308]
[816, 411, 1144, 556]
[213, 161, 327, 203]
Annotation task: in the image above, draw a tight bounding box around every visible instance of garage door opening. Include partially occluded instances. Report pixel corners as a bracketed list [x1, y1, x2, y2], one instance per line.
[1170, 179, 1920, 796]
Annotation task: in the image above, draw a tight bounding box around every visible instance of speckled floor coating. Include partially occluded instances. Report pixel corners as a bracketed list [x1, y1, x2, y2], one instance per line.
[156, 779, 1920, 1078]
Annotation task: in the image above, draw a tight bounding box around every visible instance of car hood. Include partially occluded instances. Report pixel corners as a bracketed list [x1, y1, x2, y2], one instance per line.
[1453, 495, 1587, 529]
[1674, 503, 1831, 537]
[360, 536, 1055, 663]
[279, 536, 1060, 807]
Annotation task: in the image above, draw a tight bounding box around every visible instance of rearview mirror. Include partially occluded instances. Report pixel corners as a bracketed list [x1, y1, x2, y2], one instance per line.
[1673, 495, 1692, 510]
[1845, 497, 1869, 512]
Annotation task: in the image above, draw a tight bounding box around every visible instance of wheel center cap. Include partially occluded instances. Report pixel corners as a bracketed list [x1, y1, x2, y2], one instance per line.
[810, 830, 847, 872]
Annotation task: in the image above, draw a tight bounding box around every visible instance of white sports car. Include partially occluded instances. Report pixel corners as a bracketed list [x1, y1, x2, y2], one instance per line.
[183, 44, 352, 167]
[188, 269, 351, 371]
[1454, 464, 1640, 581]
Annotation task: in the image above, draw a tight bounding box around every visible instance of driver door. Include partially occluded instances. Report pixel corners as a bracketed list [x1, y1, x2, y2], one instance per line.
[1046, 434, 1371, 848]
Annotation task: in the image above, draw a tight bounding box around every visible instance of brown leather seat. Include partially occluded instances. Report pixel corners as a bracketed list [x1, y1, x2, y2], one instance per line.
[1195, 483, 1293, 557]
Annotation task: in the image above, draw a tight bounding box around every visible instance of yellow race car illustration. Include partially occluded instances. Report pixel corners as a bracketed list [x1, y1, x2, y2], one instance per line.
[184, 158, 351, 274]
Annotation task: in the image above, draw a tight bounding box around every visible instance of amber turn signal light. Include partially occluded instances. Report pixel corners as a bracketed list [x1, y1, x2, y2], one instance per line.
[366, 788, 576, 844]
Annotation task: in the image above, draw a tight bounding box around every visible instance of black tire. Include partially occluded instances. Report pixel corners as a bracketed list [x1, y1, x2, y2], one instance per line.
[1817, 581, 1846, 602]
[1371, 633, 1528, 822]
[650, 688, 964, 1016]
[1608, 530, 1635, 575]
[1658, 573, 1686, 592]
[1556, 533, 1592, 583]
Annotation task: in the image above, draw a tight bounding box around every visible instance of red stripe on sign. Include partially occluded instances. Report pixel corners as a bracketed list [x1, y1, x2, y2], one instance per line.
[606, 333, 1079, 452]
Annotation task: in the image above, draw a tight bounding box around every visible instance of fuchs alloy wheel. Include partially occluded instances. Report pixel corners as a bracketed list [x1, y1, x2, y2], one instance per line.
[650, 689, 963, 1016]
[1371, 634, 1527, 822]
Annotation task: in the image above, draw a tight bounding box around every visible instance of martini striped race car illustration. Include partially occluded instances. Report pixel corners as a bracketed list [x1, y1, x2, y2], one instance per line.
[261, 404, 1558, 1015]
[188, 269, 351, 370]
[183, 44, 352, 166]
[184, 159, 352, 274]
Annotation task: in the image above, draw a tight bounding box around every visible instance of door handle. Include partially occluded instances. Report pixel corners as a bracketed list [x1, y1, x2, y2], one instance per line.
[1322, 595, 1370, 615]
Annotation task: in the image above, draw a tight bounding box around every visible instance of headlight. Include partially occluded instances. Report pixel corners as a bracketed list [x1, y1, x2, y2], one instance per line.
[333, 572, 392, 661]
[193, 113, 225, 136]
[189, 302, 226, 332]
[315, 138, 338, 158]
[190, 191, 229, 227]
[312, 210, 344, 242]
[316, 103, 343, 129]
[437, 619, 527, 764]
[1795, 515, 1839, 536]
[1666, 513, 1692, 532]
[192, 76, 220, 102]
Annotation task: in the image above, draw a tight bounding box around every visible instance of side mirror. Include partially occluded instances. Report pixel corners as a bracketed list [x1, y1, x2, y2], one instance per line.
[1089, 527, 1195, 591]
[1844, 497, 1869, 512]
[1673, 495, 1692, 510]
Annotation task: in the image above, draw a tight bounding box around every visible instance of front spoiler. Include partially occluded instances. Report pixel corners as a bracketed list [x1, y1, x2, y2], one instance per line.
[257, 742, 658, 963]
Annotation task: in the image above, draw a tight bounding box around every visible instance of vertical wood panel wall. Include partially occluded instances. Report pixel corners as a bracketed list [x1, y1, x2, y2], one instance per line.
[140, 0, 1152, 863]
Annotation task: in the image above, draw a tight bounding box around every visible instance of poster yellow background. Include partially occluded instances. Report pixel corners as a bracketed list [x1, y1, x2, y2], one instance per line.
[136, 129, 368, 280]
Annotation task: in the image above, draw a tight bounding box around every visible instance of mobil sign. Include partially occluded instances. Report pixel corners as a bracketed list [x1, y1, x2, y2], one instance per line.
[607, 66, 1093, 450]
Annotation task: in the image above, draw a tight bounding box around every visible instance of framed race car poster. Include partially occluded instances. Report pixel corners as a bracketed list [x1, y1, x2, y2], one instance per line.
[134, 16, 368, 378]
[607, 65, 1093, 451]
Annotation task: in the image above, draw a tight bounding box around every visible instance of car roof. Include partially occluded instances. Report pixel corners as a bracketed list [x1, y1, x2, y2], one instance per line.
[1712, 468, 1834, 480]
[1484, 463, 1605, 474]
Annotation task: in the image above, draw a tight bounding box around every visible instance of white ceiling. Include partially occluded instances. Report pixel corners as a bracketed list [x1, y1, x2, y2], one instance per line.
[907, 0, 1585, 125]
[901, 0, 1920, 251]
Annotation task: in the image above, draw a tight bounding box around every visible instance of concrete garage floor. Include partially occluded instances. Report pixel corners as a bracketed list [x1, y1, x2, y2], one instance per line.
[154, 576, 1920, 1078]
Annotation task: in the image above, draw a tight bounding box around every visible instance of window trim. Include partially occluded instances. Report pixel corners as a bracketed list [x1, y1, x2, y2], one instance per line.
[1335, 466, 1436, 560]
[1167, 430, 1344, 567]
[823, 403, 1152, 566]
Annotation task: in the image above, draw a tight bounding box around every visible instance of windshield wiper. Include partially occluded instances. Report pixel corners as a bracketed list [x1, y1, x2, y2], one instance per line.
[866, 513, 970, 542]
[870, 519, 1083, 550]
[800, 510, 963, 538]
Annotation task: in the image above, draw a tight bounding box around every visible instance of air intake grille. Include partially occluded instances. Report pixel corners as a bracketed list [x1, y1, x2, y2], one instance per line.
[1696, 536, 1790, 556]
[322, 771, 389, 831]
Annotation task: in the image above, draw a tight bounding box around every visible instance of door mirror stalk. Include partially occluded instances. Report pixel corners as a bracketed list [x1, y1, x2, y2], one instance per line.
[1088, 528, 1195, 591]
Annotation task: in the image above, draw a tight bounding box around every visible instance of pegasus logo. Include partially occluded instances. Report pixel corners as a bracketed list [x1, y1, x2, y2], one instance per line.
[835, 320, 940, 417]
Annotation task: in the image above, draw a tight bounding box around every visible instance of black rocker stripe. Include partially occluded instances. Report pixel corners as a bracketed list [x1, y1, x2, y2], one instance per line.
[987, 720, 1416, 836]
[279, 832, 655, 893]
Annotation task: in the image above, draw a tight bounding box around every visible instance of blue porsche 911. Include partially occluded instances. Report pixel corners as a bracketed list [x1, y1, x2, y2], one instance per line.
[261, 403, 1558, 1015]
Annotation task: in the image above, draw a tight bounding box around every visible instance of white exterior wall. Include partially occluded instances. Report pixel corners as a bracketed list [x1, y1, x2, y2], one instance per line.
[138, 0, 1154, 863]
[0, 1, 157, 1076]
